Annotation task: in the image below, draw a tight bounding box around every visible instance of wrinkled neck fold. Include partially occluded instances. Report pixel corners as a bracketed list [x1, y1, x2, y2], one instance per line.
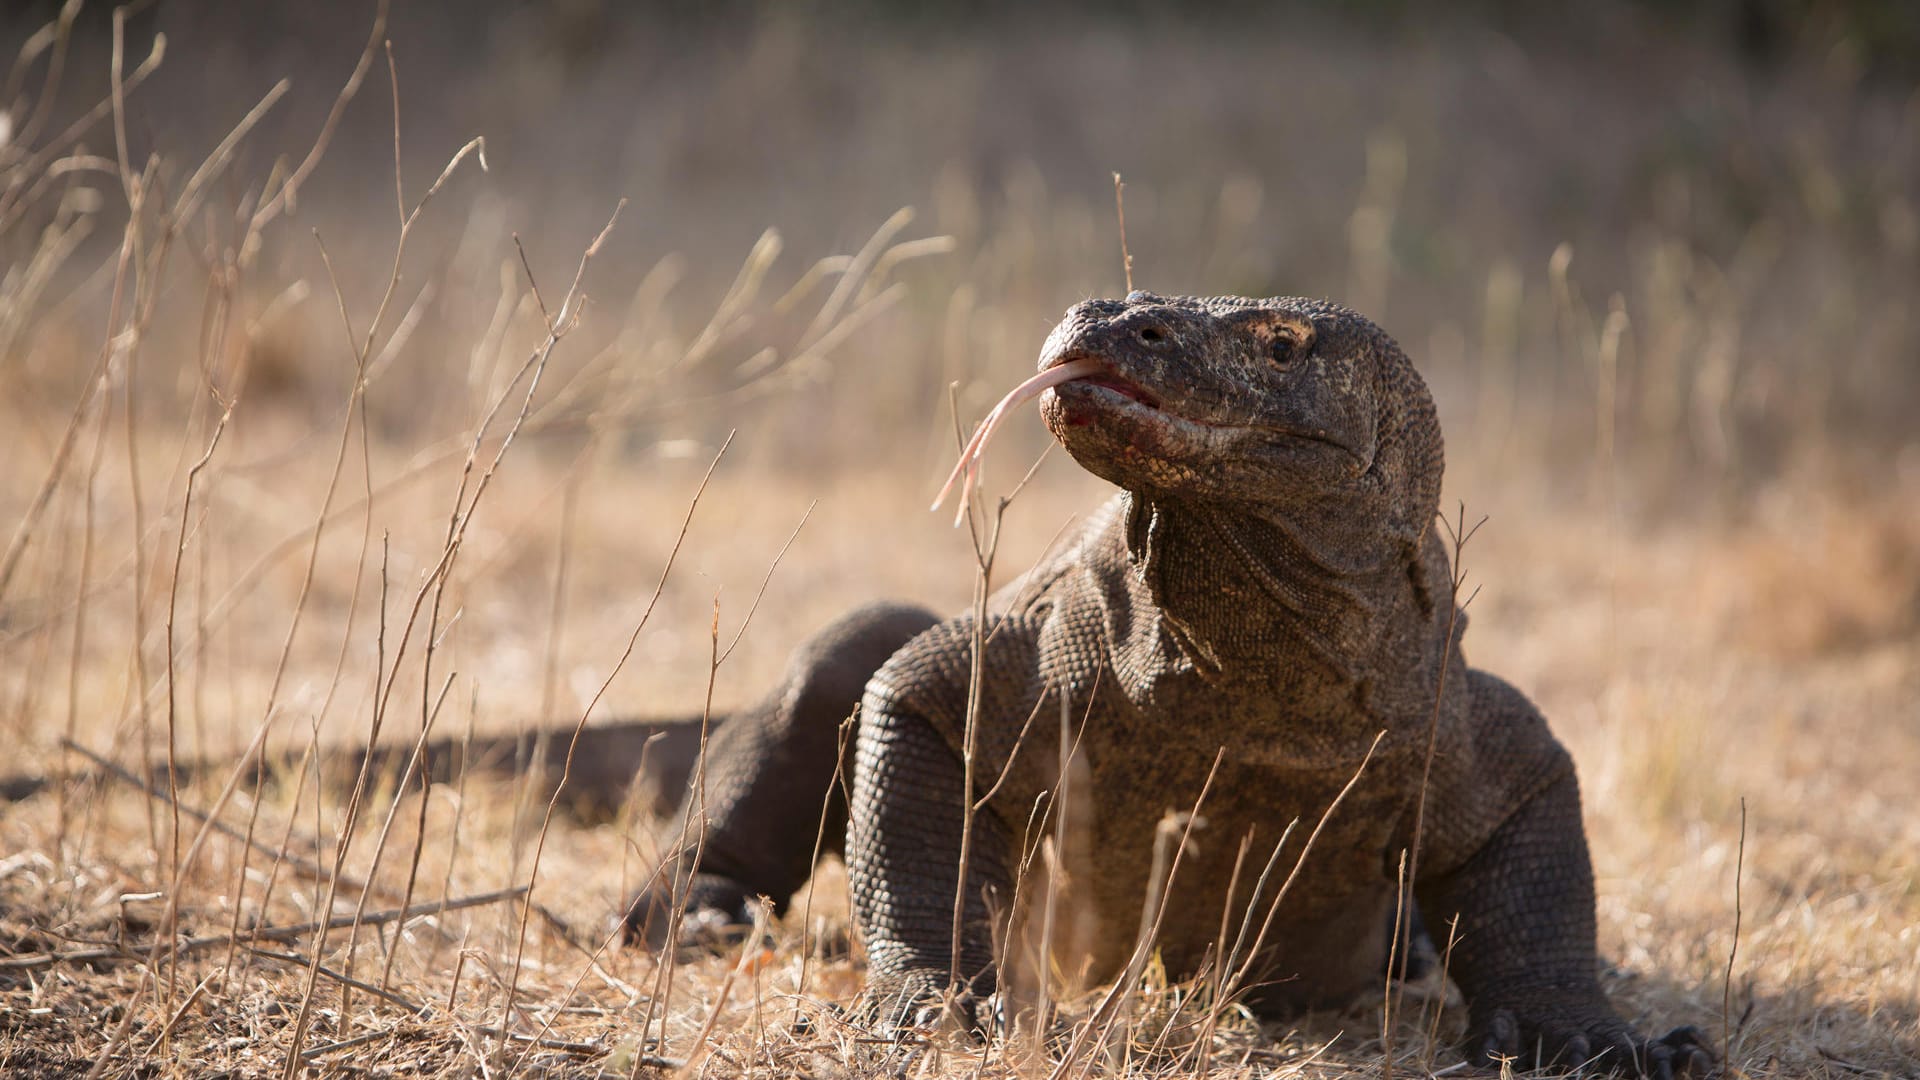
[1118, 491, 1415, 685]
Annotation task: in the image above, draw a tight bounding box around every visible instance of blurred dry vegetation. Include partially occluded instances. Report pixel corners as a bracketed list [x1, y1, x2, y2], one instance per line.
[0, 1, 1916, 1076]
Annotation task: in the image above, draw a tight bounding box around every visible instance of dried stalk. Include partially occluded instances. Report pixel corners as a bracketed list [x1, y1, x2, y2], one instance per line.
[501, 432, 731, 1073]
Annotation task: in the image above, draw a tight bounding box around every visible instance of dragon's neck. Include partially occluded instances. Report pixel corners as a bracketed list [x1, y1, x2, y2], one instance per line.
[1110, 491, 1444, 718]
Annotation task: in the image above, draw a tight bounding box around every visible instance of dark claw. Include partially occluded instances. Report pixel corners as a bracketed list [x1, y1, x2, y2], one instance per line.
[1647, 1041, 1675, 1080]
[1468, 1006, 1715, 1077]
[617, 885, 667, 947]
[1561, 1034, 1592, 1070]
[861, 972, 988, 1043]
[861, 970, 950, 1037]
[1474, 1008, 1523, 1064]
[1660, 1025, 1708, 1051]
[1658, 1026, 1715, 1077]
[616, 872, 755, 950]
[1606, 1031, 1641, 1074]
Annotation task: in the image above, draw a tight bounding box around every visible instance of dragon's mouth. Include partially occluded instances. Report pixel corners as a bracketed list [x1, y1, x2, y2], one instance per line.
[1060, 366, 1162, 410]
[928, 351, 1360, 523]
[929, 357, 1102, 523]
[930, 356, 1177, 524]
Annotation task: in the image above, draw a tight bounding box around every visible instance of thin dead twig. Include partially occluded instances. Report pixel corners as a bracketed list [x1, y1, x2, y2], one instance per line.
[59, 737, 361, 894]
[0, 886, 529, 973]
[265, 944, 653, 1066]
[0, 36, 162, 605]
[1219, 730, 1388, 1008]
[718, 500, 815, 666]
[242, 0, 388, 251]
[637, 591, 729, 1077]
[945, 385, 1047, 1003]
[157, 401, 235, 1014]
[1056, 757, 1224, 1080]
[1385, 503, 1484, 1076]
[792, 709, 858, 1022]
[1723, 796, 1747, 1069]
[504, 432, 733, 1076]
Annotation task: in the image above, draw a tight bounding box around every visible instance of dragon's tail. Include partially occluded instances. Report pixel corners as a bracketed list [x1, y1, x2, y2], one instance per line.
[0, 716, 719, 822]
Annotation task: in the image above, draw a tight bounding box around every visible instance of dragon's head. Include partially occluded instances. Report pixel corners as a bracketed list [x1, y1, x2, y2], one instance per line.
[1034, 292, 1441, 540]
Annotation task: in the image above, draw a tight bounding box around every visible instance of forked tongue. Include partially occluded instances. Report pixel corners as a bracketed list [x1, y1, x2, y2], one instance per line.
[931, 358, 1105, 526]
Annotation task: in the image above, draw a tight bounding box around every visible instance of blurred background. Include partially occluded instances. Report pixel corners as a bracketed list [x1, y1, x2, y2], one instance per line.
[7, 0, 1919, 486]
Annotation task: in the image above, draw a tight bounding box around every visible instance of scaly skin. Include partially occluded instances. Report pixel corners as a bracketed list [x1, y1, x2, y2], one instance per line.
[14, 294, 1705, 1074]
[17, 294, 1706, 1073]
[653, 292, 1712, 1075]
[619, 602, 938, 946]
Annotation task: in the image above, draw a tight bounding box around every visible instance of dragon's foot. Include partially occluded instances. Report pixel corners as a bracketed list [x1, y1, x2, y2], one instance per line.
[617, 872, 758, 951]
[1468, 999, 1712, 1078]
[860, 968, 985, 1040]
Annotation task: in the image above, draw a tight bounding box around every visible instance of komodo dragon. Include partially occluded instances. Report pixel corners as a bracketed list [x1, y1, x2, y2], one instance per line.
[622, 292, 1711, 1076]
[0, 292, 1708, 1075]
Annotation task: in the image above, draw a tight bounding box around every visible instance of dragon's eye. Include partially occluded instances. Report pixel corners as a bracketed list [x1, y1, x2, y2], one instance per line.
[1268, 334, 1295, 368]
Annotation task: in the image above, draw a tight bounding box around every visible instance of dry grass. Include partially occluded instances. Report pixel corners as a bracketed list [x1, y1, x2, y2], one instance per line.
[2, 3, 1918, 1077]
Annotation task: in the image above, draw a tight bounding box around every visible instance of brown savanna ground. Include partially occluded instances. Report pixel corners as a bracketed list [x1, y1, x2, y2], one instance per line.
[1, 3, 1917, 1077]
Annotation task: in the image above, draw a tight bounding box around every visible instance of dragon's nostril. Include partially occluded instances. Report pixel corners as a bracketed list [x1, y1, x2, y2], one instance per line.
[1138, 326, 1165, 344]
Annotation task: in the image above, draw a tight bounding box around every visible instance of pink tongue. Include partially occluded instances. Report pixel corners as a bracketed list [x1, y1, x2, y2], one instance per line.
[930, 358, 1104, 526]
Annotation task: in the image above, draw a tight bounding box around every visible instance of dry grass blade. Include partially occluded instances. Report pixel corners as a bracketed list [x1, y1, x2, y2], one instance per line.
[792, 710, 858, 1022]
[1219, 730, 1387, 1009]
[155, 402, 235, 1018]
[637, 594, 726, 1074]
[249, 943, 668, 1062]
[0, 883, 528, 973]
[243, 0, 389, 247]
[1050, 755, 1224, 1080]
[1385, 502, 1485, 1073]
[1723, 796, 1747, 1069]
[503, 430, 731, 1072]
[0, 0, 79, 169]
[0, 20, 166, 606]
